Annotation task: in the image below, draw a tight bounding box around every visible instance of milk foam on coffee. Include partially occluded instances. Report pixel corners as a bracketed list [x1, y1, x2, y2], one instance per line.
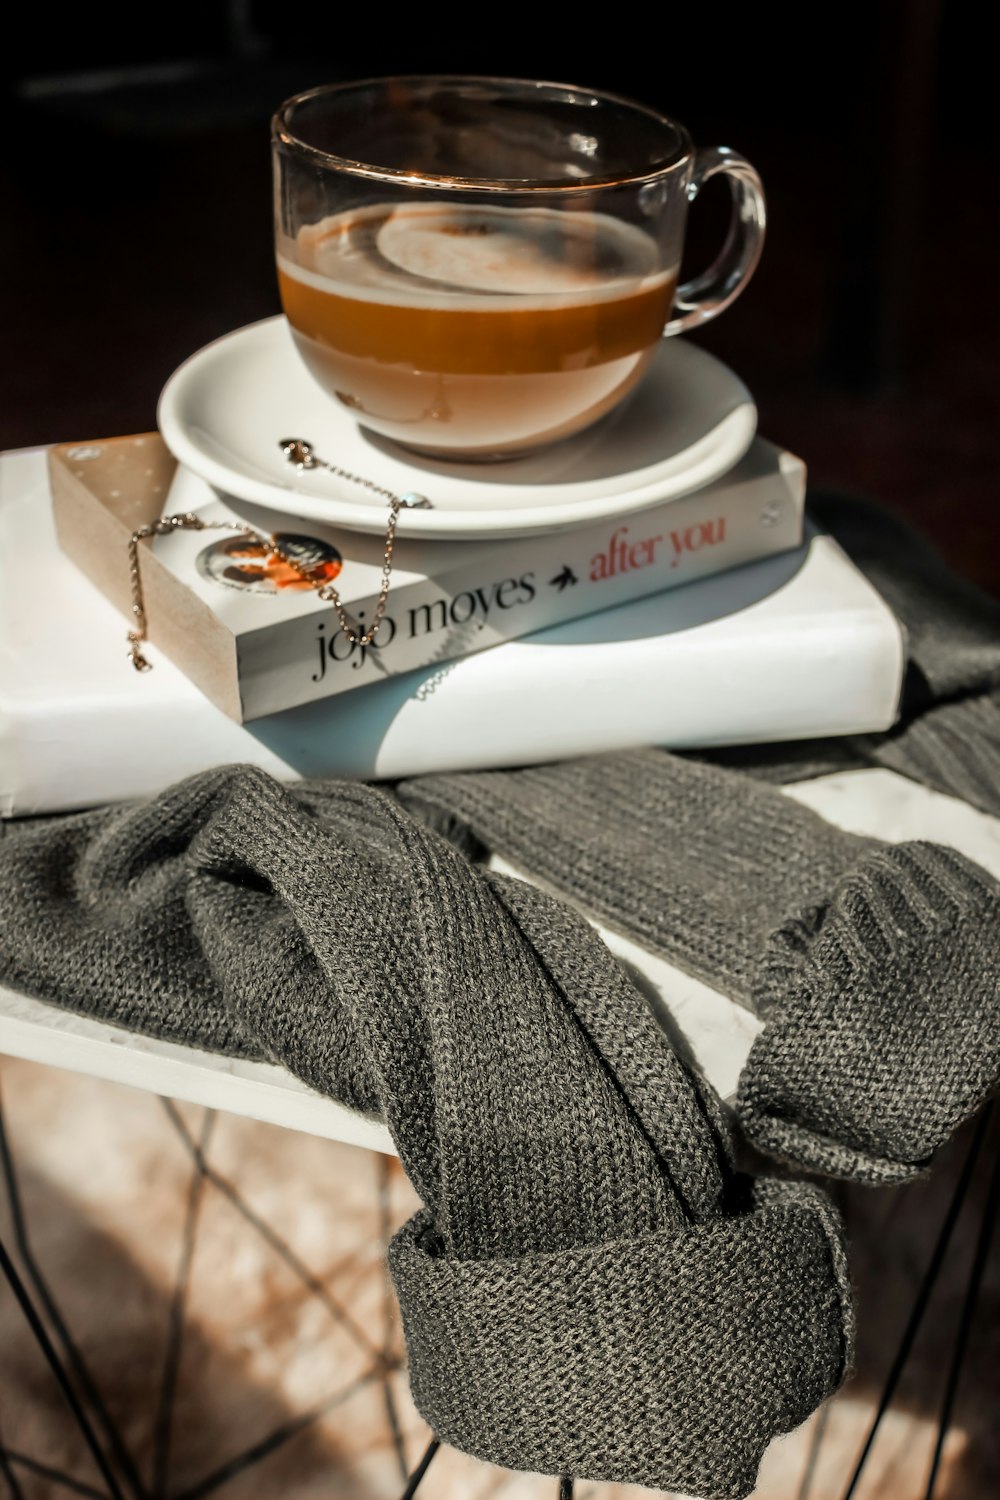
[278, 202, 671, 305]
[276, 201, 677, 455]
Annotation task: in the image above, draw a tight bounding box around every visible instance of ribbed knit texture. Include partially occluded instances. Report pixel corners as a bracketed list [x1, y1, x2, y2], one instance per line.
[870, 693, 1000, 814]
[398, 750, 1000, 1184]
[0, 766, 853, 1498]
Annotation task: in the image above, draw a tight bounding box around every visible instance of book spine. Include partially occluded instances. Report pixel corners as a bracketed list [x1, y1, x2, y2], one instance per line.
[3, 532, 903, 816]
[238, 451, 805, 718]
[309, 542, 905, 780]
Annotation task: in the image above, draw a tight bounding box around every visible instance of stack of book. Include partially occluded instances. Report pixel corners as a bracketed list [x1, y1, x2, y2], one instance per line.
[0, 408, 904, 817]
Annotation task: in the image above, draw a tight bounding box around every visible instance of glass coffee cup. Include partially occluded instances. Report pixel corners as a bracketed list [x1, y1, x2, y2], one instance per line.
[272, 77, 765, 460]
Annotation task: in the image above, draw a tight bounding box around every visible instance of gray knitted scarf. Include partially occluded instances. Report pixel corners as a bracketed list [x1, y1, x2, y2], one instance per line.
[0, 770, 853, 1498]
[0, 496, 997, 1498]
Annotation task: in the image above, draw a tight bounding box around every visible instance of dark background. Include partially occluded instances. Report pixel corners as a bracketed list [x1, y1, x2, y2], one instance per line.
[2, 0, 996, 592]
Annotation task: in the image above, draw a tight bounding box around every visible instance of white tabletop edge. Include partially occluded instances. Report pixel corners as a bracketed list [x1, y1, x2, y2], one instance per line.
[0, 986, 394, 1155]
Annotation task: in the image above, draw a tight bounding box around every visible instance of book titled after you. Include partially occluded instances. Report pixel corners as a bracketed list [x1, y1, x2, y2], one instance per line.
[153, 438, 804, 721]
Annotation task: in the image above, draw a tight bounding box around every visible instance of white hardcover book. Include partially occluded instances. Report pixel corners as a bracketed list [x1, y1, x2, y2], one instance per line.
[1, 448, 904, 818]
[150, 437, 806, 719]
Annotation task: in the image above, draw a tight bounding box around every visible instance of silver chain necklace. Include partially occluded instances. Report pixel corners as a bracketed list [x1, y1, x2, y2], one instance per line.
[126, 439, 431, 672]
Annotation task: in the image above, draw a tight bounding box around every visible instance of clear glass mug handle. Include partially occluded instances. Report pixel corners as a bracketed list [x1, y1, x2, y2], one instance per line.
[663, 146, 766, 335]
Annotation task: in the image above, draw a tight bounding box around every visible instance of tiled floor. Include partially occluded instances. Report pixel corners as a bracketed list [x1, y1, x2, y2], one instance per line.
[2, 1056, 997, 1500]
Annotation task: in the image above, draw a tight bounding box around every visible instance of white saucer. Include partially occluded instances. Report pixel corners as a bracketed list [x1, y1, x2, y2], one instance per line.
[158, 316, 756, 539]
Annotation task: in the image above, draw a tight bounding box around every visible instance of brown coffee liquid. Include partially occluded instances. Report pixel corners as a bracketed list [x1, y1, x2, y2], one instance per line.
[277, 203, 675, 456]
